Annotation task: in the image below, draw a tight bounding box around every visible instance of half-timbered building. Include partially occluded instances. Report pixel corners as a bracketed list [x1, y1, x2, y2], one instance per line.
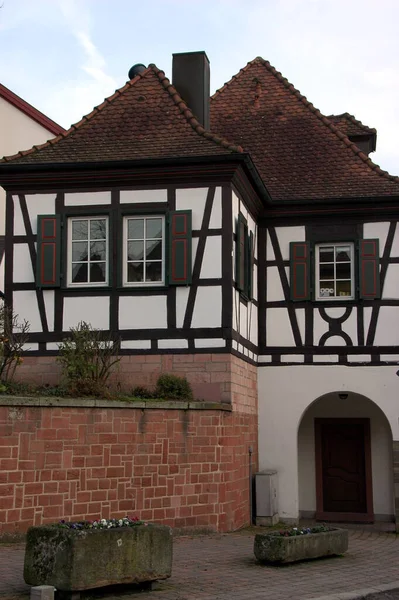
[1, 52, 399, 531]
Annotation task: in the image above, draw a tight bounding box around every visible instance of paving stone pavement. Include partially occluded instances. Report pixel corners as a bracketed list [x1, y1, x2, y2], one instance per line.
[1, 528, 399, 600]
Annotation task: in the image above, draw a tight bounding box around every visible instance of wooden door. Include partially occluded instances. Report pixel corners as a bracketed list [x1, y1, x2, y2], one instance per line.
[315, 418, 374, 523]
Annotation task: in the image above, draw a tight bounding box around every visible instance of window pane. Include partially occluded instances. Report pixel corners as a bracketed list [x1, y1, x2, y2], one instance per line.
[336, 246, 351, 262]
[146, 218, 163, 239]
[319, 282, 335, 297]
[336, 280, 352, 296]
[72, 241, 88, 262]
[319, 247, 334, 262]
[146, 240, 162, 261]
[90, 241, 106, 261]
[72, 220, 88, 240]
[336, 262, 351, 279]
[128, 219, 144, 240]
[146, 261, 162, 282]
[72, 263, 88, 283]
[90, 219, 106, 240]
[127, 262, 144, 282]
[128, 241, 144, 261]
[90, 262, 106, 283]
[319, 263, 334, 280]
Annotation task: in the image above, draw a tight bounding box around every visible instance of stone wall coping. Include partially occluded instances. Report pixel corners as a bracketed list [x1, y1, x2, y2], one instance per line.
[0, 395, 232, 411]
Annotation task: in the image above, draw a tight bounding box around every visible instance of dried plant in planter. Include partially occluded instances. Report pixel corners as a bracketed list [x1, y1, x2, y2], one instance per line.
[0, 304, 30, 383]
[57, 321, 121, 396]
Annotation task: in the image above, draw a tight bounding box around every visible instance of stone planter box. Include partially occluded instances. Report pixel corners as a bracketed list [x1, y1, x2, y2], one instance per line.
[254, 528, 348, 564]
[24, 524, 173, 591]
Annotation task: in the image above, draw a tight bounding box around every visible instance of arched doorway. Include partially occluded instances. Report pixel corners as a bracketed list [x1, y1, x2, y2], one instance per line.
[298, 392, 394, 523]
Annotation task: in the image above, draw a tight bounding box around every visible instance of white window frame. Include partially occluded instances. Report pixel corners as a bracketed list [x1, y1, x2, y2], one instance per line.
[123, 215, 165, 287]
[315, 242, 355, 301]
[67, 216, 109, 287]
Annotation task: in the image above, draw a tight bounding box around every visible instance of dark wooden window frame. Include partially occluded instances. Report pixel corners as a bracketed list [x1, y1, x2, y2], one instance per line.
[314, 417, 374, 523]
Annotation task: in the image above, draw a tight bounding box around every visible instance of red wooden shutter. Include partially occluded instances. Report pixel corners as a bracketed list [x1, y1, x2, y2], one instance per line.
[359, 239, 380, 299]
[290, 241, 311, 301]
[168, 210, 192, 285]
[36, 215, 61, 288]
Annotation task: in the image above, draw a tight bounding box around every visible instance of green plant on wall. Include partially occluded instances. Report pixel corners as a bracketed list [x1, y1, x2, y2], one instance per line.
[57, 321, 121, 396]
[0, 304, 30, 384]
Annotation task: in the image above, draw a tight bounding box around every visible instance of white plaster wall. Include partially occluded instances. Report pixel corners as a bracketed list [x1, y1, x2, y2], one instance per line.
[374, 307, 399, 346]
[63, 296, 110, 330]
[65, 192, 111, 206]
[119, 296, 167, 330]
[119, 189, 166, 204]
[176, 187, 207, 230]
[363, 222, 389, 255]
[276, 226, 305, 260]
[13, 244, 34, 282]
[383, 264, 399, 299]
[266, 307, 304, 346]
[191, 286, 221, 328]
[298, 393, 393, 517]
[267, 266, 285, 302]
[0, 98, 59, 235]
[26, 194, 56, 234]
[43, 290, 54, 332]
[0, 97, 56, 159]
[13, 195, 25, 236]
[258, 365, 398, 522]
[13, 291, 41, 332]
[209, 186, 222, 229]
[201, 236, 222, 279]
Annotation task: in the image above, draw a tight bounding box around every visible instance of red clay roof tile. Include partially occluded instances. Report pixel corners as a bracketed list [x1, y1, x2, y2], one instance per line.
[2, 65, 242, 164]
[210, 57, 399, 200]
[327, 113, 376, 137]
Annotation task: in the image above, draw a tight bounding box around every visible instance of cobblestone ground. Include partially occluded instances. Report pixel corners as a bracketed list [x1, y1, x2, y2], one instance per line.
[1, 529, 399, 600]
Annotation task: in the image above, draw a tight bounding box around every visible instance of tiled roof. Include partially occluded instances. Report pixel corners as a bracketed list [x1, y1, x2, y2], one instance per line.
[2, 65, 242, 164]
[327, 113, 376, 138]
[210, 57, 399, 200]
[0, 84, 65, 136]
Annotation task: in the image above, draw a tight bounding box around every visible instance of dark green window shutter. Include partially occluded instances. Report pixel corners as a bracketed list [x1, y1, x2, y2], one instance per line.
[36, 215, 61, 288]
[359, 239, 380, 299]
[290, 241, 310, 301]
[236, 214, 247, 292]
[168, 210, 192, 285]
[247, 230, 254, 300]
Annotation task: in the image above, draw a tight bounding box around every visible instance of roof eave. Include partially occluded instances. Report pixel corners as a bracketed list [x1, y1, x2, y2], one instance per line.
[0, 153, 272, 205]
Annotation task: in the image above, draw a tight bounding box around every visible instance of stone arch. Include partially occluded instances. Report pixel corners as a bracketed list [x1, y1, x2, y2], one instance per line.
[297, 391, 394, 523]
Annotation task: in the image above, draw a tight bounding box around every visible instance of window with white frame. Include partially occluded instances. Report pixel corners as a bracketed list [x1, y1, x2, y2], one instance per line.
[123, 216, 165, 285]
[68, 217, 108, 286]
[316, 242, 354, 300]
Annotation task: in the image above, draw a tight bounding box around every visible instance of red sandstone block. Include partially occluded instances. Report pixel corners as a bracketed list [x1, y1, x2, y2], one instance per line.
[87, 503, 102, 515]
[59, 482, 69, 493]
[18, 460, 35, 470]
[45, 453, 62, 467]
[21, 508, 34, 521]
[119, 500, 133, 511]
[99, 434, 118, 444]
[0, 447, 11, 458]
[87, 479, 99, 491]
[37, 429, 58, 441]
[0, 496, 14, 510]
[66, 469, 79, 480]
[73, 503, 88, 514]
[98, 479, 111, 490]
[108, 489, 117, 501]
[25, 483, 43, 496]
[7, 508, 21, 522]
[72, 457, 85, 468]
[86, 456, 103, 468]
[7, 472, 22, 484]
[90, 445, 103, 456]
[52, 470, 67, 481]
[42, 505, 63, 519]
[0, 458, 18, 470]
[106, 467, 124, 478]
[91, 490, 107, 502]
[57, 429, 77, 441]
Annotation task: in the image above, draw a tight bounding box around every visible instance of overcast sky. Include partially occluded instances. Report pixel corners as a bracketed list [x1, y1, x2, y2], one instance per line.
[1, 0, 398, 175]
